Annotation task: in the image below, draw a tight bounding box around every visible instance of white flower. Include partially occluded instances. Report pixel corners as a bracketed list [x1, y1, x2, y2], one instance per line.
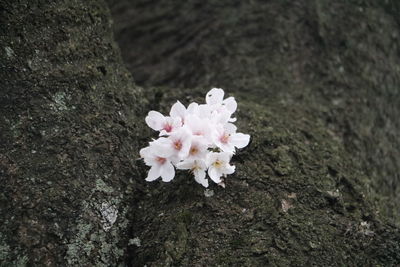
[153, 127, 192, 160]
[206, 152, 235, 184]
[206, 88, 238, 124]
[206, 88, 237, 113]
[213, 123, 250, 153]
[140, 145, 175, 182]
[187, 136, 208, 160]
[184, 114, 212, 143]
[140, 87, 250, 187]
[177, 159, 208, 187]
[145, 111, 182, 135]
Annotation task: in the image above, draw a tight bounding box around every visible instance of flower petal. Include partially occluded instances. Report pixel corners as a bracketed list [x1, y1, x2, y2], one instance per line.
[145, 165, 161, 181]
[170, 100, 186, 118]
[214, 110, 231, 124]
[145, 111, 165, 131]
[194, 169, 208, 188]
[140, 146, 158, 166]
[219, 152, 233, 163]
[176, 160, 194, 170]
[231, 133, 250, 149]
[208, 167, 222, 183]
[161, 162, 175, 182]
[206, 152, 218, 167]
[224, 164, 236, 175]
[206, 88, 224, 105]
[219, 143, 235, 154]
[196, 159, 207, 170]
[187, 102, 198, 114]
[224, 123, 237, 134]
[223, 96, 237, 113]
[151, 138, 174, 158]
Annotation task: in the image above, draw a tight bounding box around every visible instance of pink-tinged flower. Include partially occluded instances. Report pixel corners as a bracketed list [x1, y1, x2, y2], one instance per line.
[176, 159, 208, 187]
[141, 87, 249, 187]
[206, 152, 235, 183]
[145, 111, 182, 135]
[187, 136, 208, 160]
[140, 146, 175, 182]
[154, 127, 192, 160]
[184, 114, 212, 143]
[205, 88, 238, 124]
[206, 88, 237, 112]
[213, 123, 250, 153]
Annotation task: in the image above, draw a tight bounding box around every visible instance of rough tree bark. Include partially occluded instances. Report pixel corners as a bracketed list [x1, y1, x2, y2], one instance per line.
[1, 0, 399, 266]
[0, 0, 143, 265]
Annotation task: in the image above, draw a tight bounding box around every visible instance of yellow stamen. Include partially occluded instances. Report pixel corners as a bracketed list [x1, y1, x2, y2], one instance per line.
[213, 160, 222, 168]
[190, 147, 198, 155]
[174, 141, 182, 150]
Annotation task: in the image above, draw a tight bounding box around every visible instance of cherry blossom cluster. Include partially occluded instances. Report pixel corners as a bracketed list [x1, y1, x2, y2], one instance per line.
[140, 88, 250, 188]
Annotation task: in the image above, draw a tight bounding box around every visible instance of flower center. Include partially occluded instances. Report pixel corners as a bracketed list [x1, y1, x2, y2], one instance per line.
[220, 133, 230, 144]
[156, 157, 166, 164]
[189, 146, 198, 155]
[212, 160, 223, 168]
[164, 123, 173, 132]
[174, 140, 182, 150]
